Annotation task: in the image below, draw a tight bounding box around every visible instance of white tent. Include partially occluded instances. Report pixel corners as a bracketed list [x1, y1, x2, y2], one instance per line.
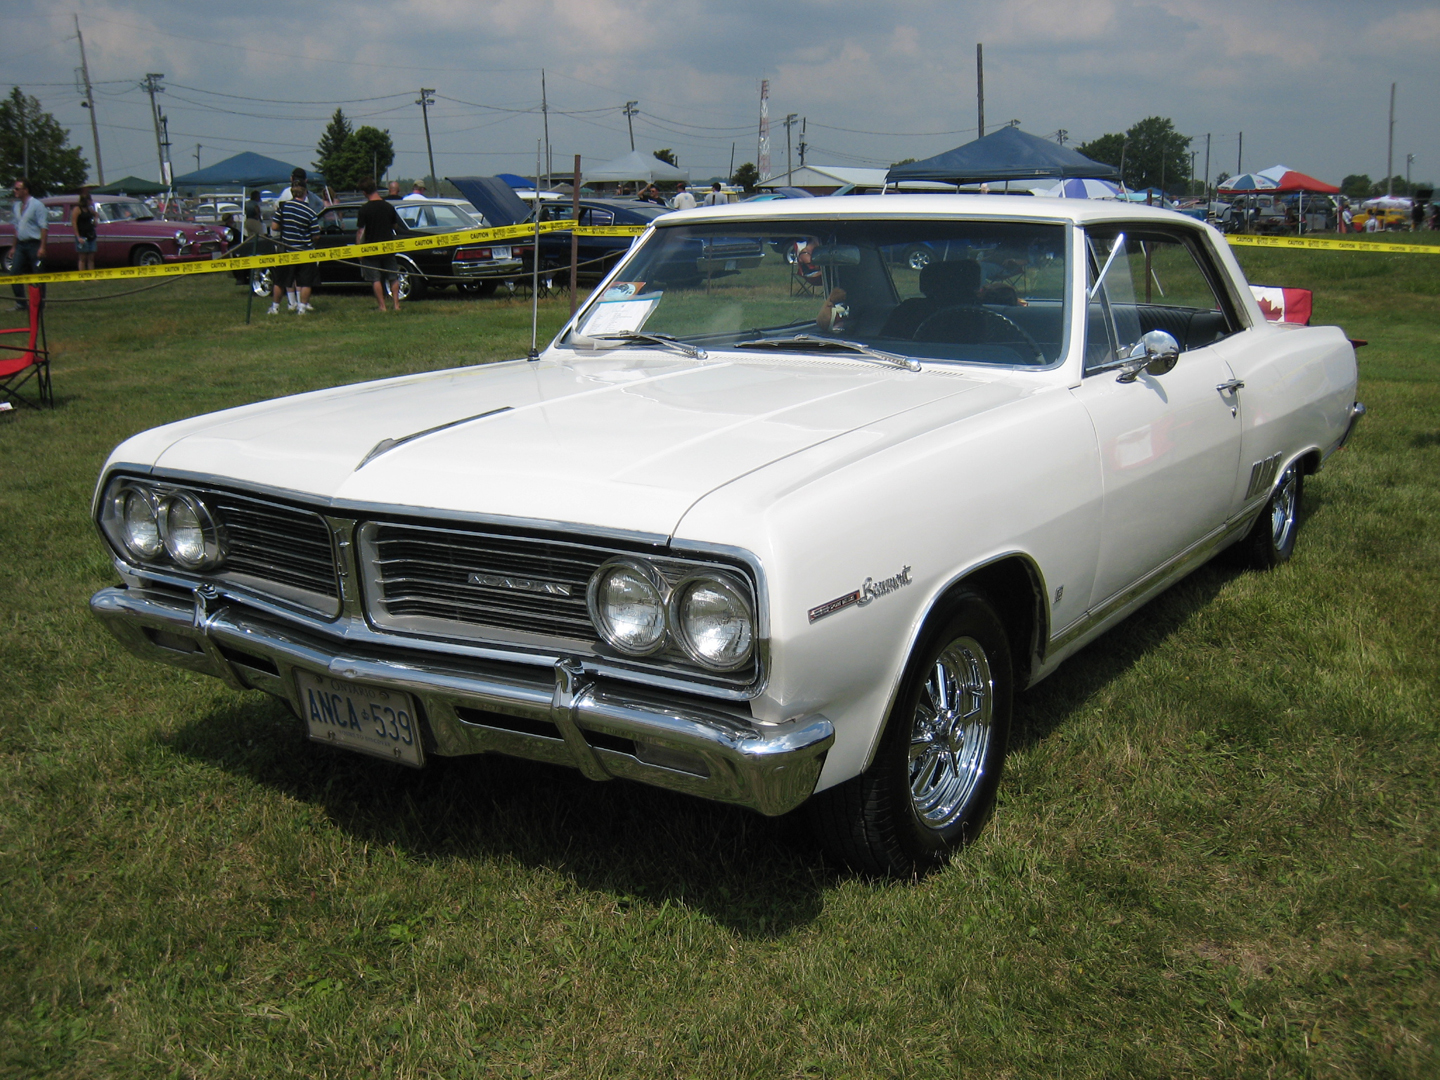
[584, 150, 690, 184]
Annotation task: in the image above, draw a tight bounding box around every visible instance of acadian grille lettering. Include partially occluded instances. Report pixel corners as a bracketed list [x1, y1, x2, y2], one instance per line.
[468, 572, 572, 597]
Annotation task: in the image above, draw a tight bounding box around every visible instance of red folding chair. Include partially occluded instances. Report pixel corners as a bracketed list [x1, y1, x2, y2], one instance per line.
[0, 285, 53, 410]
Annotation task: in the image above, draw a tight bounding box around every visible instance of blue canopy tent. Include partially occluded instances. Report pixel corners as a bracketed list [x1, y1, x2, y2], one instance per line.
[171, 152, 324, 192]
[886, 127, 1118, 187]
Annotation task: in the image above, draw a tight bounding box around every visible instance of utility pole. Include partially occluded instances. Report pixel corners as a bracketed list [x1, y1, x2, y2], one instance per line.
[1189, 151, 1196, 194]
[758, 80, 770, 180]
[1406, 152, 1414, 192]
[1387, 83, 1396, 195]
[785, 113, 799, 179]
[798, 118, 807, 168]
[74, 14, 104, 185]
[976, 44, 985, 137]
[1055, 129, 1068, 145]
[17, 94, 26, 177]
[1203, 133, 1211, 209]
[541, 70, 550, 189]
[1237, 131, 1242, 176]
[194, 144, 201, 173]
[142, 73, 167, 184]
[417, 88, 437, 191]
[624, 101, 638, 152]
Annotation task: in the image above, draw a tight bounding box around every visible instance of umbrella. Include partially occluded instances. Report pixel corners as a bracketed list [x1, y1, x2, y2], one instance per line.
[1038, 178, 1121, 199]
[1218, 165, 1338, 194]
[1362, 195, 1412, 210]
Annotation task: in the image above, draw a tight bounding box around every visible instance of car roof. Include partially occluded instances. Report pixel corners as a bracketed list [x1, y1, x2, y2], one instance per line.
[668, 193, 1205, 228]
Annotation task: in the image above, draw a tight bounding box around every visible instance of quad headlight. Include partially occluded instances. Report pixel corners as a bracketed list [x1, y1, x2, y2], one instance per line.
[587, 558, 756, 671]
[671, 573, 754, 671]
[587, 559, 668, 655]
[100, 480, 227, 570]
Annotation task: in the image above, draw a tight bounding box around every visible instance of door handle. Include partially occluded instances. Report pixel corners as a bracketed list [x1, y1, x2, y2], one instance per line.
[1216, 379, 1245, 394]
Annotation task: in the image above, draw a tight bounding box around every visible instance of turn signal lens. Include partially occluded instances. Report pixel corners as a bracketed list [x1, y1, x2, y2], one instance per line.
[588, 560, 667, 655]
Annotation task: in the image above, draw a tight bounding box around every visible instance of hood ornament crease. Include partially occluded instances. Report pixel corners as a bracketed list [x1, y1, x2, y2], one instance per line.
[356, 406, 513, 470]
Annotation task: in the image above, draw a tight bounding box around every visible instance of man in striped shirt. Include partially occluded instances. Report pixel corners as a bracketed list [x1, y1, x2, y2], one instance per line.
[269, 181, 321, 315]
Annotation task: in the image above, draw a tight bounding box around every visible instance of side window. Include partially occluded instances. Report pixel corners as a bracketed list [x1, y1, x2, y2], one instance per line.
[1084, 227, 1239, 372]
[320, 209, 346, 232]
[395, 205, 421, 227]
[47, 205, 68, 224]
[585, 208, 615, 227]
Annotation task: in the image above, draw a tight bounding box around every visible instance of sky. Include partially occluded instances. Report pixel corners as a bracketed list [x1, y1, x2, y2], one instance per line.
[3, 0, 1436, 190]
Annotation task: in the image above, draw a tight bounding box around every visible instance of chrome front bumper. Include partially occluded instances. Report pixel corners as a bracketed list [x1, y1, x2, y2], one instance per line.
[90, 585, 832, 816]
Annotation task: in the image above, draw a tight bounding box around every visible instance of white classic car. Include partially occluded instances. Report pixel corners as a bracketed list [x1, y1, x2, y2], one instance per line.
[90, 196, 1363, 876]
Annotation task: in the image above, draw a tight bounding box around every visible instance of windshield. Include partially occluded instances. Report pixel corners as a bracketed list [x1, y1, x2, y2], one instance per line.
[99, 200, 154, 222]
[565, 217, 1069, 366]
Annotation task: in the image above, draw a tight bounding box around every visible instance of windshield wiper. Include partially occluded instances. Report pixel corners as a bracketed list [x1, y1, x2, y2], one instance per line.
[734, 334, 920, 371]
[571, 330, 708, 360]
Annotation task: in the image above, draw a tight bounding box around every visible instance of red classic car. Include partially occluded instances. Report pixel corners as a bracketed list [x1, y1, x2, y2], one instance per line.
[1, 195, 226, 271]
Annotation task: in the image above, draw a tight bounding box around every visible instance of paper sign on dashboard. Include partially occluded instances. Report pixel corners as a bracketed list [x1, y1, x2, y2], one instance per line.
[579, 293, 661, 337]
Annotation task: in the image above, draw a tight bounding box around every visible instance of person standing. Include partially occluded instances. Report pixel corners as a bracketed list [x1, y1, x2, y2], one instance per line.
[72, 186, 98, 272]
[387, 180, 402, 200]
[269, 179, 321, 315]
[243, 190, 263, 240]
[670, 181, 696, 211]
[702, 182, 727, 206]
[404, 181, 427, 200]
[356, 176, 402, 312]
[9, 177, 47, 311]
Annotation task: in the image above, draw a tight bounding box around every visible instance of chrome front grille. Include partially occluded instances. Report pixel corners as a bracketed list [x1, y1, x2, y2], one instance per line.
[362, 523, 605, 642]
[357, 521, 761, 689]
[209, 492, 339, 606]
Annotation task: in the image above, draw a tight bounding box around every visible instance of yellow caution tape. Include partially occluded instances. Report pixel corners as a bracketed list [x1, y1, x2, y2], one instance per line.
[1226, 234, 1440, 254]
[4, 221, 648, 286]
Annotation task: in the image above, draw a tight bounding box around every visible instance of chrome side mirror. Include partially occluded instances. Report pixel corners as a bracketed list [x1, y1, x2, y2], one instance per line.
[1116, 330, 1181, 382]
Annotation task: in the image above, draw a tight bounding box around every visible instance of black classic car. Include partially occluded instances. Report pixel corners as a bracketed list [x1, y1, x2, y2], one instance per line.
[236, 198, 531, 300]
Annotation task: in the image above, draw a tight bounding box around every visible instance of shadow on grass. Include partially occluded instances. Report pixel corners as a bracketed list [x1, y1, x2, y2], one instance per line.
[163, 697, 831, 937]
[161, 535, 1274, 933]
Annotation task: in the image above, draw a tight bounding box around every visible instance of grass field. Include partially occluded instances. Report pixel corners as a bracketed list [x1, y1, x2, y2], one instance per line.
[1, 247, 1437, 1079]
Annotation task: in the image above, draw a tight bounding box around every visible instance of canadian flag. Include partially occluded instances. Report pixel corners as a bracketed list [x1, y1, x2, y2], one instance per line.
[1250, 285, 1313, 325]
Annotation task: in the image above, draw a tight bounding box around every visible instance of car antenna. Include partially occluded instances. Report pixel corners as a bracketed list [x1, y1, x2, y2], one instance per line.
[529, 140, 542, 360]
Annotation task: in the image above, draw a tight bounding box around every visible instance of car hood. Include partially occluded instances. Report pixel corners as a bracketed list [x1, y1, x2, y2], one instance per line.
[139, 353, 1007, 537]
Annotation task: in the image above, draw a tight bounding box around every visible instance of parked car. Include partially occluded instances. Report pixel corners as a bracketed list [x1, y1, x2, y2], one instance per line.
[0, 195, 225, 270]
[235, 197, 529, 300]
[89, 195, 1362, 876]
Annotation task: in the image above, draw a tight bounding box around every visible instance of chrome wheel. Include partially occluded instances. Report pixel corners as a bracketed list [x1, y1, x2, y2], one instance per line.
[906, 246, 932, 271]
[250, 268, 273, 297]
[1270, 463, 1298, 551]
[909, 636, 994, 828]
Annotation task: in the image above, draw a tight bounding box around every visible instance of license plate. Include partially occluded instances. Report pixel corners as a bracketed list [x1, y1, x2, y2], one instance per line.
[297, 671, 423, 767]
[491, 246, 510, 259]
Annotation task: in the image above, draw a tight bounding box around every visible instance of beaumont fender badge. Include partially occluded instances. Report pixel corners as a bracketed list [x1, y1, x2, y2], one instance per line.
[808, 565, 913, 623]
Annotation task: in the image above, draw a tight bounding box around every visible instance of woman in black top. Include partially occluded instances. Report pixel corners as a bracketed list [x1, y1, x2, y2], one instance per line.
[72, 187, 98, 271]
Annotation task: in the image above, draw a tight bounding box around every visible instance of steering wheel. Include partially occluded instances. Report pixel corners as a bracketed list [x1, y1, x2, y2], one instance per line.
[913, 305, 1045, 363]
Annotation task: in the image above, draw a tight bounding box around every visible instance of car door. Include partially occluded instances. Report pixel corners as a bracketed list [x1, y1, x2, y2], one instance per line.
[1072, 225, 1247, 609]
[45, 204, 76, 267]
[317, 208, 361, 284]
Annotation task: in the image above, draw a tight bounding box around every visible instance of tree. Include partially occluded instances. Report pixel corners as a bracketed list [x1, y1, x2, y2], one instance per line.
[1372, 175, 1410, 198]
[889, 157, 917, 169]
[0, 87, 89, 192]
[1078, 119, 1189, 193]
[731, 162, 759, 191]
[326, 126, 395, 191]
[652, 148, 677, 167]
[1340, 174, 1372, 200]
[1076, 132, 1125, 171]
[314, 108, 353, 184]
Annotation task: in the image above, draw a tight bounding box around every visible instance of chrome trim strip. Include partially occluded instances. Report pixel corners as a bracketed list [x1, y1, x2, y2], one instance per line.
[356, 406, 513, 469]
[1048, 511, 1256, 656]
[89, 586, 831, 816]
